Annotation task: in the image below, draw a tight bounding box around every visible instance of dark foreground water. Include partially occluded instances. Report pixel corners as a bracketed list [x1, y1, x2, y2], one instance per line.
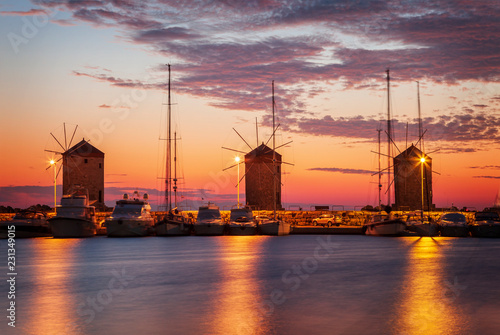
[1, 235, 499, 335]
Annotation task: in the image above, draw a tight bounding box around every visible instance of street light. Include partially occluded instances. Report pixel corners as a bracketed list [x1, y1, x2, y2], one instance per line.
[235, 156, 241, 209]
[420, 156, 426, 221]
[50, 159, 57, 210]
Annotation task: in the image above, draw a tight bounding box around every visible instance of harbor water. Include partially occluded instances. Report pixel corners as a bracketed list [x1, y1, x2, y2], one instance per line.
[1, 235, 499, 334]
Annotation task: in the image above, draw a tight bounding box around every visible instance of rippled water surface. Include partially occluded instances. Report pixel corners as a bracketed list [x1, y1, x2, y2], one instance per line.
[1, 235, 499, 334]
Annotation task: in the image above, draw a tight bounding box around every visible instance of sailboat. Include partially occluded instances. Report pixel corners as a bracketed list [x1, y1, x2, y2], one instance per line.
[259, 81, 291, 236]
[155, 64, 191, 236]
[364, 70, 406, 236]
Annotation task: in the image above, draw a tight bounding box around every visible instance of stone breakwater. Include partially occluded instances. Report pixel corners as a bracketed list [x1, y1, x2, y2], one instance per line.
[1, 210, 477, 226]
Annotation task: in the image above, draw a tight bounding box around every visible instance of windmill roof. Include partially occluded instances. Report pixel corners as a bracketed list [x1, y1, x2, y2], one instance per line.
[245, 143, 282, 159]
[64, 139, 104, 157]
[395, 144, 431, 160]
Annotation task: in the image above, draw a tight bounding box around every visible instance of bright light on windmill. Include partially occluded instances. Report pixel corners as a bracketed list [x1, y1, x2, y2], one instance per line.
[420, 157, 426, 163]
[235, 156, 240, 163]
[50, 160, 55, 165]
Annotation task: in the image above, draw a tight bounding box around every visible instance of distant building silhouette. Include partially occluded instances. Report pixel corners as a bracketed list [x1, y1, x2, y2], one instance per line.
[63, 139, 105, 208]
[244, 143, 283, 210]
[393, 145, 434, 211]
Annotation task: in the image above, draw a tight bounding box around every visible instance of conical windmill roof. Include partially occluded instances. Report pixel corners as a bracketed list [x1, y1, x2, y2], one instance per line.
[395, 144, 431, 161]
[64, 139, 104, 157]
[245, 143, 282, 160]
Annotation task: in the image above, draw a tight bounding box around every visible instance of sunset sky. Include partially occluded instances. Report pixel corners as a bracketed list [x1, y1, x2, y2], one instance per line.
[1, 0, 499, 211]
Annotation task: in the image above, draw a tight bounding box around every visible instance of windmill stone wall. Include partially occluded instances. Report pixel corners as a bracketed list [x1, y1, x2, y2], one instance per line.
[393, 145, 434, 211]
[244, 143, 283, 210]
[63, 139, 105, 208]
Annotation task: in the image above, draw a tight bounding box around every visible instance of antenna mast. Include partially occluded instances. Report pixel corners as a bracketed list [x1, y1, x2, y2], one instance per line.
[386, 69, 392, 208]
[417, 81, 424, 152]
[256, 117, 259, 146]
[378, 128, 382, 212]
[272, 81, 277, 219]
[174, 131, 178, 208]
[166, 64, 172, 211]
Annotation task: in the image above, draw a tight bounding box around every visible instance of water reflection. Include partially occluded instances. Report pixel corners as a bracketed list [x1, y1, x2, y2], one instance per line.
[22, 238, 81, 335]
[206, 236, 269, 335]
[394, 237, 470, 334]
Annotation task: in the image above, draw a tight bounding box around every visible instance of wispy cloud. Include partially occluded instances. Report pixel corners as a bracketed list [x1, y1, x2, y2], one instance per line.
[473, 176, 500, 179]
[469, 165, 500, 170]
[1, 8, 47, 16]
[284, 111, 500, 143]
[308, 167, 375, 175]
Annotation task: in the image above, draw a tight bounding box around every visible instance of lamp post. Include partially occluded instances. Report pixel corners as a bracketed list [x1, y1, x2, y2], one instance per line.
[420, 156, 426, 222]
[235, 156, 241, 208]
[50, 159, 57, 210]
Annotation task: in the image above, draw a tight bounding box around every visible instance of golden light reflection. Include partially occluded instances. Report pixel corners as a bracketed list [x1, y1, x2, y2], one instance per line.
[206, 236, 269, 335]
[23, 238, 81, 335]
[393, 238, 470, 335]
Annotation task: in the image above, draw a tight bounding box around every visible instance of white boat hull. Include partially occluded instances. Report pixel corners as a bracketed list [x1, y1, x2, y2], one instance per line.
[259, 221, 291, 236]
[106, 218, 154, 237]
[49, 218, 96, 238]
[364, 219, 406, 236]
[193, 224, 225, 236]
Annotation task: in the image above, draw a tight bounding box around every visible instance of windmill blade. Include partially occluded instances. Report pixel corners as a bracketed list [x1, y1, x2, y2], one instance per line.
[264, 123, 281, 147]
[426, 148, 440, 155]
[384, 176, 396, 195]
[56, 163, 63, 178]
[51, 132, 66, 152]
[371, 165, 392, 176]
[222, 146, 247, 154]
[370, 150, 395, 159]
[64, 122, 68, 150]
[405, 122, 408, 151]
[413, 129, 428, 149]
[68, 124, 78, 149]
[233, 162, 255, 186]
[233, 128, 253, 151]
[274, 140, 293, 151]
[44, 149, 64, 154]
[385, 130, 401, 155]
[223, 162, 239, 172]
[232, 174, 247, 188]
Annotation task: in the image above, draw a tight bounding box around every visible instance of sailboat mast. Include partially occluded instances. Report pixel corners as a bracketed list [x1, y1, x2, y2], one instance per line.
[256, 117, 259, 147]
[417, 81, 424, 152]
[272, 80, 277, 219]
[166, 64, 172, 211]
[378, 128, 382, 212]
[174, 131, 178, 208]
[386, 69, 392, 208]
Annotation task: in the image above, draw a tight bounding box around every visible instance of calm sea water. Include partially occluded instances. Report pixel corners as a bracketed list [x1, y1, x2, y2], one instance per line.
[1, 235, 499, 335]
